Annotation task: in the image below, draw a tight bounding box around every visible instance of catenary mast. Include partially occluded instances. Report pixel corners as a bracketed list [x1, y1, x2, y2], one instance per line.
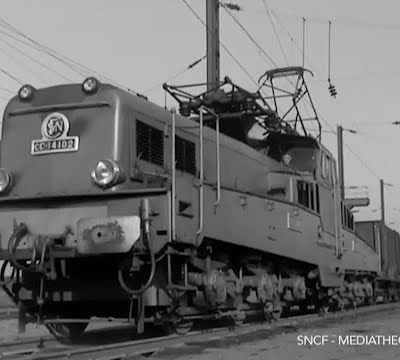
[206, 0, 220, 91]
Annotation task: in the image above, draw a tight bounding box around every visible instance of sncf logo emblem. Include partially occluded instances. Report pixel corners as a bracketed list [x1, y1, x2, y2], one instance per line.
[41, 113, 69, 139]
[31, 112, 79, 155]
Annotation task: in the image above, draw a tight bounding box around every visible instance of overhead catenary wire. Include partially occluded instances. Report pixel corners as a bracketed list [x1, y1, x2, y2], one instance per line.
[0, 18, 87, 77]
[318, 114, 381, 181]
[143, 55, 206, 93]
[0, 67, 23, 85]
[0, 5, 386, 191]
[0, 94, 9, 101]
[0, 86, 13, 94]
[0, 44, 45, 85]
[267, 8, 325, 78]
[257, 3, 381, 180]
[260, 0, 289, 66]
[0, 17, 136, 93]
[220, 1, 278, 68]
[265, 9, 400, 32]
[0, 35, 74, 82]
[221, 2, 297, 92]
[0, 28, 83, 82]
[181, 0, 259, 86]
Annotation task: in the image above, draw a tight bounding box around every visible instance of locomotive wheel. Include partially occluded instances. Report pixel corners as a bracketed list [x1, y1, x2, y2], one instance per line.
[337, 298, 345, 312]
[231, 311, 246, 326]
[366, 296, 375, 306]
[298, 302, 309, 314]
[170, 318, 194, 335]
[263, 302, 282, 321]
[318, 304, 329, 316]
[46, 322, 88, 341]
[271, 304, 282, 320]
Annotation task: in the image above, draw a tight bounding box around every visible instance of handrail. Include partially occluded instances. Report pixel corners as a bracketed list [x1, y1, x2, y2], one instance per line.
[196, 107, 204, 236]
[214, 113, 221, 208]
[171, 105, 219, 237]
[171, 108, 177, 241]
[332, 168, 341, 257]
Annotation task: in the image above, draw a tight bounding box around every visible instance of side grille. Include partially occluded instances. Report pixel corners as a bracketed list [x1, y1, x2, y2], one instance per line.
[175, 136, 196, 175]
[136, 120, 164, 166]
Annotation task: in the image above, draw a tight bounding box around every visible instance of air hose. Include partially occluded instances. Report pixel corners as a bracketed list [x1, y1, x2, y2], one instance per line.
[117, 240, 156, 296]
[0, 260, 15, 286]
[7, 223, 46, 275]
[117, 199, 156, 296]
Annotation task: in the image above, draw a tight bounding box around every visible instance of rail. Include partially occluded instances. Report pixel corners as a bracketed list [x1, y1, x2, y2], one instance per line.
[1, 302, 399, 360]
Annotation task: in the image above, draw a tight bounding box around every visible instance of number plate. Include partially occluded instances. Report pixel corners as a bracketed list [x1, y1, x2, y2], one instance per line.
[31, 112, 79, 155]
[31, 137, 79, 155]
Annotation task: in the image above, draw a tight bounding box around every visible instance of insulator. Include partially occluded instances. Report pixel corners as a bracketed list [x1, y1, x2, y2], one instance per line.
[328, 82, 337, 98]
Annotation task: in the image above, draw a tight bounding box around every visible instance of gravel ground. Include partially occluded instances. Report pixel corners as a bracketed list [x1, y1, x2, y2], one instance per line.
[0, 319, 49, 342]
[0, 291, 14, 308]
[153, 308, 400, 360]
[0, 297, 398, 359]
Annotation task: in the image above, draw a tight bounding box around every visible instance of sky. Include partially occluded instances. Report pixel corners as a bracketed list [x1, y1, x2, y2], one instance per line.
[1, 0, 400, 229]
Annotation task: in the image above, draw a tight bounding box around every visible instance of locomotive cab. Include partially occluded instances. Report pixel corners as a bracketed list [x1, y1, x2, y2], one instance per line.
[264, 132, 318, 175]
[0, 79, 173, 336]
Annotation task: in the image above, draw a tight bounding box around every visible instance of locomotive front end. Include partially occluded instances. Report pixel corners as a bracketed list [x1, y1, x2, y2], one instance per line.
[0, 79, 170, 336]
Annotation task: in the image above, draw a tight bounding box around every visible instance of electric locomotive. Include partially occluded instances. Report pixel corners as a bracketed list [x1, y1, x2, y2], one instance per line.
[0, 69, 385, 338]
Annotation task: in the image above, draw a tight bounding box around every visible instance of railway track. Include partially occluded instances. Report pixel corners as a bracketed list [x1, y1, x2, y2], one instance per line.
[0, 302, 398, 360]
[0, 308, 17, 321]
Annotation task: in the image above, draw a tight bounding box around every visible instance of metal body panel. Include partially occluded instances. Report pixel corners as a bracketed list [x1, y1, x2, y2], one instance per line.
[77, 215, 141, 254]
[0, 83, 381, 286]
[341, 229, 380, 272]
[0, 205, 107, 249]
[355, 220, 400, 281]
[0, 194, 169, 255]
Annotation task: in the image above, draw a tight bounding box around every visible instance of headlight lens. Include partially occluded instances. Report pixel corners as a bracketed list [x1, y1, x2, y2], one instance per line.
[82, 77, 100, 94]
[0, 169, 12, 193]
[18, 85, 35, 101]
[91, 160, 121, 188]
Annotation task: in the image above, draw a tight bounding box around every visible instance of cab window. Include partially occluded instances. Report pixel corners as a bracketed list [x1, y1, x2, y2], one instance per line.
[321, 153, 333, 186]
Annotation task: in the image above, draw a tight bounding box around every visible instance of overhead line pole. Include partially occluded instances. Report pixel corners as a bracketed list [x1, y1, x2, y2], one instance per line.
[206, 0, 220, 91]
[380, 179, 385, 226]
[380, 179, 386, 271]
[337, 125, 345, 199]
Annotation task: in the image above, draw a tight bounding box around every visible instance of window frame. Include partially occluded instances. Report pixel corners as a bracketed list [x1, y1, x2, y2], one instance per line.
[296, 179, 320, 214]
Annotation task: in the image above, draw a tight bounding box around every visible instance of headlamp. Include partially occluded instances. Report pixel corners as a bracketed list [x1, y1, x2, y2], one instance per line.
[0, 169, 12, 194]
[91, 159, 122, 188]
[18, 85, 35, 102]
[82, 77, 100, 94]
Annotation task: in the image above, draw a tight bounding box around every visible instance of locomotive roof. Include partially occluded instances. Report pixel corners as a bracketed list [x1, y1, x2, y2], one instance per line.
[3, 81, 334, 162]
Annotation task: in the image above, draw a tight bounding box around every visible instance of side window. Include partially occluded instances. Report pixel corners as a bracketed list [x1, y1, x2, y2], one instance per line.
[297, 180, 320, 213]
[310, 184, 315, 211]
[321, 153, 334, 186]
[321, 155, 327, 179]
[330, 159, 336, 185]
[326, 157, 332, 184]
[341, 202, 354, 231]
[297, 181, 307, 207]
